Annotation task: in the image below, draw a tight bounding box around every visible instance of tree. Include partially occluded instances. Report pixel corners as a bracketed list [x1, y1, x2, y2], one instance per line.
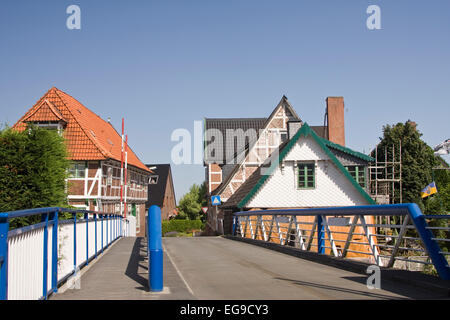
[0, 125, 71, 228]
[372, 121, 447, 208]
[176, 183, 207, 221]
[373, 121, 449, 252]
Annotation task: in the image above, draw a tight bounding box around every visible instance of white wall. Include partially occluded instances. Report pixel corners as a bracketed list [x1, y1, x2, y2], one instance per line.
[247, 136, 370, 208]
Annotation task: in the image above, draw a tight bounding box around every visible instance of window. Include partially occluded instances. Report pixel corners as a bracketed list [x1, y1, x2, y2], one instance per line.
[298, 163, 315, 189]
[107, 167, 113, 185]
[149, 175, 159, 184]
[346, 166, 366, 188]
[280, 133, 288, 143]
[69, 162, 87, 178]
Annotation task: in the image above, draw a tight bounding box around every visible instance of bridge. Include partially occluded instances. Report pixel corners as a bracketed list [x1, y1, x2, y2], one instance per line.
[1, 205, 449, 300]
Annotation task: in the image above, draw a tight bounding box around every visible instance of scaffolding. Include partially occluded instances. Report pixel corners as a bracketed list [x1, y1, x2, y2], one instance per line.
[368, 142, 403, 205]
[368, 142, 403, 231]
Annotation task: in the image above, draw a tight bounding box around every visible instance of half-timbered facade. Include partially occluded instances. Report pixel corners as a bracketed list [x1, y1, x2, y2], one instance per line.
[203, 96, 375, 238]
[13, 87, 151, 236]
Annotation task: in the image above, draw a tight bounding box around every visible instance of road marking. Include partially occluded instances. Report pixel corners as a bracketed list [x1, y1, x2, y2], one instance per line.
[163, 243, 195, 297]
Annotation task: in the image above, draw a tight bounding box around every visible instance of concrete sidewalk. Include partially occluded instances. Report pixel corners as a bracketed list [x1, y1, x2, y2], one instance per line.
[51, 237, 195, 300]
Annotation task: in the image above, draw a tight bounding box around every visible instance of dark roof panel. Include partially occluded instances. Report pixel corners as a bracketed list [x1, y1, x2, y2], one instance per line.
[145, 164, 173, 208]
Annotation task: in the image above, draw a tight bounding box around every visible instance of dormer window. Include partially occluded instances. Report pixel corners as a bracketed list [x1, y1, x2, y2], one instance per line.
[32, 121, 64, 135]
[149, 175, 159, 184]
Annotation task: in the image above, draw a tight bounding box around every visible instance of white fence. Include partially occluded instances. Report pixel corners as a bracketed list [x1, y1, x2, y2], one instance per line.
[1, 208, 132, 300]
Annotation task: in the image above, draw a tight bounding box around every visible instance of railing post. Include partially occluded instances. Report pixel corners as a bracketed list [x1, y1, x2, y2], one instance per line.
[94, 213, 97, 259]
[85, 212, 89, 265]
[51, 210, 58, 294]
[148, 205, 163, 292]
[0, 213, 9, 300]
[101, 214, 104, 253]
[408, 204, 450, 280]
[106, 214, 108, 247]
[317, 215, 325, 254]
[42, 213, 49, 300]
[232, 215, 236, 236]
[73, 213, 77, 272]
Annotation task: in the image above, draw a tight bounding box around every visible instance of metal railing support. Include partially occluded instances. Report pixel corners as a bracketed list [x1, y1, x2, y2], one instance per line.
[94, 214, 97, 259]
[0, 213, 9, 300]
[408, 203, 450, 280]
[148, 205, 163, 292]
[51, 211, 58, 294]
[317, 215, 325, 254]
[85, 213, 89, 265]
[73, 213, 77, 271]
[42, 213, 49, 300]
[387, 215, 410, 268]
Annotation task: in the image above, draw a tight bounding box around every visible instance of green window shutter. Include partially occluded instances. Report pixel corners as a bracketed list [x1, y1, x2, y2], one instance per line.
[298, 163, 315, 189]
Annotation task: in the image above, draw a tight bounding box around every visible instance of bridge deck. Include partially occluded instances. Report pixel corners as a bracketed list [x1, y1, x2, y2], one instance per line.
[52, 236, 448, 300]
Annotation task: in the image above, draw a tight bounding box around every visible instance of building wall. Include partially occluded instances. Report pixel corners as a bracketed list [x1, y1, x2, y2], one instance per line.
[67, 159, 150, 236]
[161, 170, 177, 220]
[216, 104, 297, 201]
[247, 136, 369, 208]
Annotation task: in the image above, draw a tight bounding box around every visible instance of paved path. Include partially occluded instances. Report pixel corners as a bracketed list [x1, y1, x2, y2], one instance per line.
[51, 237, 194, 300]
[163, 237, 448, 300]
[52, 236, 448, 300]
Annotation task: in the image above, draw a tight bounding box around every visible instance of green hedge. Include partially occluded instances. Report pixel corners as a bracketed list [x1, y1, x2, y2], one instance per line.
[162, 219, 203, 236]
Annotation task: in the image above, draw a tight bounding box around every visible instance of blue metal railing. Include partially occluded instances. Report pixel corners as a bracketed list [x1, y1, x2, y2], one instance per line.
[0, 207, 124, 300]
[232, 203, 450, 280]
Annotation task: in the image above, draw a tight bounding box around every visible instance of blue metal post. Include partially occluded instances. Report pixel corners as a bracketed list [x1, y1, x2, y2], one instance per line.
[42, 213, 49, 300]
[407, 203, 450, 280]
[317, 215, 325, 254]
[94, 214, 97, 258]
[101, 215, 104, 253]
[73, 213, 77, 272]
[148, 205, 163, 292]
[85, 213, 89, 265]
[0, 213, 9, 300]
[51, 211, 58, 294]
[106, 214, 109, 247]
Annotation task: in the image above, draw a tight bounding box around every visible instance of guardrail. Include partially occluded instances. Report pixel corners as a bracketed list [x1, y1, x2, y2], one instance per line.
[232, 204, 450, 280]
[0, 207, 128, 300]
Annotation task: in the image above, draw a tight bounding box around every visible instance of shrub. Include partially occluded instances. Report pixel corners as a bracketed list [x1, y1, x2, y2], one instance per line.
[162, 219, 203, 236]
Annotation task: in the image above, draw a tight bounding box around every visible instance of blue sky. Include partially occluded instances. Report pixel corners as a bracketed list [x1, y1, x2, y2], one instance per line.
[1, 0, 449, 201]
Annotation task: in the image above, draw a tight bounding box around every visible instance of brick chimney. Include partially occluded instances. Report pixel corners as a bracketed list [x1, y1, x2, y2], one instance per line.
[326, 97, 345, 146]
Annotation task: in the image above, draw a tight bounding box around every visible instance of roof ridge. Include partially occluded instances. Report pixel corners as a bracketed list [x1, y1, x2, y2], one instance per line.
[53, 88, 109, 159]
[320, 137, 374, 162]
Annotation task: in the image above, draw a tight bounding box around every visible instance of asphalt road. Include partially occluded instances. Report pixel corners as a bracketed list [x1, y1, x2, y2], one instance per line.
[163, 236, 448, 300]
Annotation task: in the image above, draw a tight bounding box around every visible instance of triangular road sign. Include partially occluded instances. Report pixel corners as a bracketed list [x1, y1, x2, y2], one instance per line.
[201, 207, 208, 214]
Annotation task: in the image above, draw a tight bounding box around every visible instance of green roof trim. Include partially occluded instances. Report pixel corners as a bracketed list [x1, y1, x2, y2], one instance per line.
[320, 138, 375, 162]
[237, 123, 376, 208]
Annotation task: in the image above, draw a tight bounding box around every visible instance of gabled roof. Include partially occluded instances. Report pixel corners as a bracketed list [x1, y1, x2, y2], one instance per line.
[211, 95, 301, 195]
[13, 87, 150, 172]
[23, 99, 68, 123]
[145, 164, 176, 207]
[224, 123, 375, 208]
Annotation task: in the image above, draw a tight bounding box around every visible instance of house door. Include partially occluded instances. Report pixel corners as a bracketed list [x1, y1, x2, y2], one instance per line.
[131, 204, 136, 217]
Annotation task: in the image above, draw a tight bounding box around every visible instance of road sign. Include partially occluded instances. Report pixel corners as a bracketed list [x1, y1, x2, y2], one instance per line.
[211, 195, 221, 206]
[201, 207, 208, 214]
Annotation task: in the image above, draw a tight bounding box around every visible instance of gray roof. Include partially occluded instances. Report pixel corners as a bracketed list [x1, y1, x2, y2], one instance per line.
[204, 118, 267, 165]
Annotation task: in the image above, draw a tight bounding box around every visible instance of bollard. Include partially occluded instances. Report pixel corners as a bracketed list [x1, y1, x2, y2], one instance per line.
[148, 205, 163, 292]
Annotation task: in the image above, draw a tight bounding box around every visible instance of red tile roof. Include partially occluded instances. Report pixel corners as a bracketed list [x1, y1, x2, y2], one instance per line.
[14, 87, 150, 172]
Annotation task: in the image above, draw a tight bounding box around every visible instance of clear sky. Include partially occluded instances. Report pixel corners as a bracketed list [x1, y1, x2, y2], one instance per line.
[1, 0, 449, 201]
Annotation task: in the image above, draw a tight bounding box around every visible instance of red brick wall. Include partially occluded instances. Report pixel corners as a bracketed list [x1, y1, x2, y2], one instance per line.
[327, 97, 345, 146]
